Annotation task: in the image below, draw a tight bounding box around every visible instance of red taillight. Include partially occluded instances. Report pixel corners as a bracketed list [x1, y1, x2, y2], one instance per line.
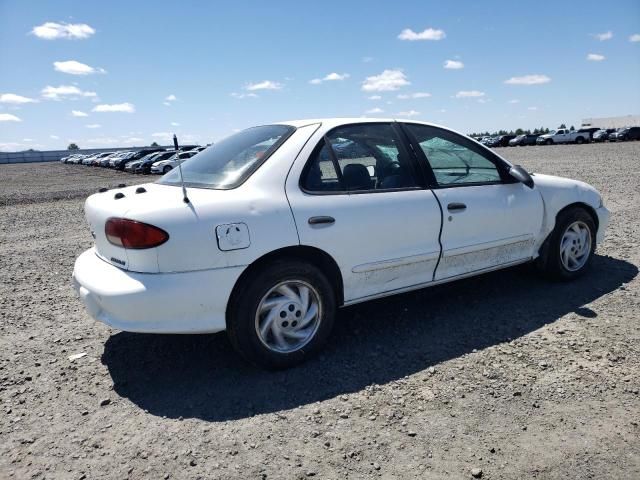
[105, 218, 169, 249]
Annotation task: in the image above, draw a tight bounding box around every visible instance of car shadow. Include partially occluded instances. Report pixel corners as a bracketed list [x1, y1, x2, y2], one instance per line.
[101, 254, 637, 422]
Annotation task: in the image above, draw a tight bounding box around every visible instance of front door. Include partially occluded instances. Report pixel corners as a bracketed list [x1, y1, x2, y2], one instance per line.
[402, 123, 544, 281]
[286, 122, 442, 302]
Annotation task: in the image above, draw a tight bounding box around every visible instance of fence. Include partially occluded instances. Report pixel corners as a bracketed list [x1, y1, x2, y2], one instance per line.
[0, 146, 171, 165]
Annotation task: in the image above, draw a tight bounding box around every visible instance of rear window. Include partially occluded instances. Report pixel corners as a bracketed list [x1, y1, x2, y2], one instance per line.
[158, 125, 295, 189]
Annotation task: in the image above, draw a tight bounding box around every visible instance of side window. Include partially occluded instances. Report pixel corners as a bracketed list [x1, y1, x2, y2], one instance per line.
[405, 124, 503, 186]
[301, 123, 419, 192]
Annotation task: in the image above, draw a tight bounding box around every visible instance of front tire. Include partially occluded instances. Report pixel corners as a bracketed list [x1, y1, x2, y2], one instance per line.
[227, 260, 336, 369]
[537, 207, 596, 280]
[545, 139, 553, 145]
[163, 165, 172, 174]
[575, 136, 584, 144]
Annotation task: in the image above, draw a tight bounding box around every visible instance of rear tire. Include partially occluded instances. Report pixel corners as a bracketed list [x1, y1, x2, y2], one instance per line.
[536, 207, 596, 280]
[163, 165, 172, 174]
[227, 260, 336, 369]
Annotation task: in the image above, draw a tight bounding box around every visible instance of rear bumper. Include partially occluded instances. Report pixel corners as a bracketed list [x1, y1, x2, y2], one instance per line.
[72, 248, 244, 334]
[595, 205, 610, 245]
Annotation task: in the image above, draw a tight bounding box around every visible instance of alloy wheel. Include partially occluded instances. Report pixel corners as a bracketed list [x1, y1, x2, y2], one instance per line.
[560, 220, 591, 272]
[254, 280, 322, 353]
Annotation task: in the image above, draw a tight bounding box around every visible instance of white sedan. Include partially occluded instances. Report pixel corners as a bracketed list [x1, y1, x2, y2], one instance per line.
[150, 150, 198, 174]
[73, 118, 609, 369]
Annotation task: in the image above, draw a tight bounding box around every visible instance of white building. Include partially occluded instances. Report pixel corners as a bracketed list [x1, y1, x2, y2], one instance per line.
[581, 115, 640, 129]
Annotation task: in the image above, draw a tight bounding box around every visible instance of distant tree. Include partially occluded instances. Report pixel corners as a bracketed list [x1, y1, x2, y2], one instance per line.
[515, 128, 524, 135]
[559, 123, 567, 129]
[150, 141, 159, 147]
[67, 143, 79, 151]
[570, 125, 575, 131]
[544, 127, 550, 133]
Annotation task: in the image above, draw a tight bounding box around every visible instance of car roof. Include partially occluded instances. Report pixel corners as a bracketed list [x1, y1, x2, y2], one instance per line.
[276, 117, 465, 130]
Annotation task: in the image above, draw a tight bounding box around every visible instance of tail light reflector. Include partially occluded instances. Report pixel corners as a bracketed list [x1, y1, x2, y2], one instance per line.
[105, 218, 169, 249]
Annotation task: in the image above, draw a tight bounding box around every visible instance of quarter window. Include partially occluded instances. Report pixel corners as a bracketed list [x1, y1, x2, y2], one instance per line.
[302, 123, 419, 192]
[405, 124, 503, 186]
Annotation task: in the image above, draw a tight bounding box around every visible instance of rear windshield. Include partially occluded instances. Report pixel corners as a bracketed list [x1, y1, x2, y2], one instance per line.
[158, 125, 295, 189]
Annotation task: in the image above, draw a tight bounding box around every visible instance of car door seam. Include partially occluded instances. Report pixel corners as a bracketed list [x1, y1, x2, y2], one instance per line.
[430, 189, 445, 281]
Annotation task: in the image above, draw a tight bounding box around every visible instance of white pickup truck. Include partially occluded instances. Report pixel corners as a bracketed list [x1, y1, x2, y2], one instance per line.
[536, 129, 589, 145]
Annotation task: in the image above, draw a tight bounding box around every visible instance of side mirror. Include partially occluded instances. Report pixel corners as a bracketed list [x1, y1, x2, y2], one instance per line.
[509, 165, 534, 189]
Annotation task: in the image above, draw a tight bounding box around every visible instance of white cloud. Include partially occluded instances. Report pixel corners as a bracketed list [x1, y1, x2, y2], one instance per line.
[31, 22, 95, 40]
[398, 28, 446, 41]
[0, 93, 38, 104]
[86, 124, 101, 128]
[50, 135, 60, 140]
[509, 99, 520, 104]
[365, 107, 384, 114]
[455, 90, 485, 98]
[123, 137, 144, 144]
[630, 34, 640, 42]
[397, 92, 431, 99]
[71, 110, 88, 117]
[444, 60, 464, 69]
[504, 74, 551, 85]
[587, 53, 605, 61]
[230, 92, 258, 99]
[395, 110, 421, 117]
[171, 122, 180, 126]
[362, 69, 410, 92]
[0, 113, 22, 122]
[151, 132, 172, 139]
[527, 107, 538, 111]
[41, 85, 97, 100]
[165, 94, 177, 101]
[367, 95, 382, 100]
[309, 72, 350, 84]
[594, 31, 613, 41]
[92, 103, 135, 113]
[245, 80, 283, 91]
[53, 60, 105, 75]
[362, 56, 374, 63]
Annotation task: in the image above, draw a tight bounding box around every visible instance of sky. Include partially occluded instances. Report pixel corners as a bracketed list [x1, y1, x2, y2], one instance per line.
[1, 0, 639, 152]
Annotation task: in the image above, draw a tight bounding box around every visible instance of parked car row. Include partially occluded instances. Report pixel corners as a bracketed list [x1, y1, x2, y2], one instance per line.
[474, 126, 640, 147]
[60, 145, 206, 174]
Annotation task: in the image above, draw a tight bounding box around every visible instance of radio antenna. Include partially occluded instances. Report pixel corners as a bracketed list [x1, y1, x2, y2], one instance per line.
[173, 134, 190, 204]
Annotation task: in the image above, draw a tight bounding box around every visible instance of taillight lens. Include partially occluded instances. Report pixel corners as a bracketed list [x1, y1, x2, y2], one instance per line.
[105, 218, 169, 249]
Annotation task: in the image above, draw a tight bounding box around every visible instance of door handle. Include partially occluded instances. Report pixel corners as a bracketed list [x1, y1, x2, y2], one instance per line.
[447, 202, 467, 212]
[308, 216, 335, 225]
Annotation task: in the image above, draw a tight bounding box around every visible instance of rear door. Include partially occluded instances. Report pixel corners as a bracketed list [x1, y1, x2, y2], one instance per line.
[402, 123, 543, 281]
[286, 122, 442, 302]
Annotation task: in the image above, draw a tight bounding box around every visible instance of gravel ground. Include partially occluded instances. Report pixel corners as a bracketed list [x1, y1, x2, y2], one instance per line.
[1, 143, 639, 480]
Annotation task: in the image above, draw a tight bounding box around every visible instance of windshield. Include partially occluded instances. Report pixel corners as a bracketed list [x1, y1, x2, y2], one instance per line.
[158, 124, 295, 189]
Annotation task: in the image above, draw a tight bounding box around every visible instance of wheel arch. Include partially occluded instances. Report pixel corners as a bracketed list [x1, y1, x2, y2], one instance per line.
[226, 245, 344, 323]
[556, 202, 599, 231]
[538, 201, 599, 259]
